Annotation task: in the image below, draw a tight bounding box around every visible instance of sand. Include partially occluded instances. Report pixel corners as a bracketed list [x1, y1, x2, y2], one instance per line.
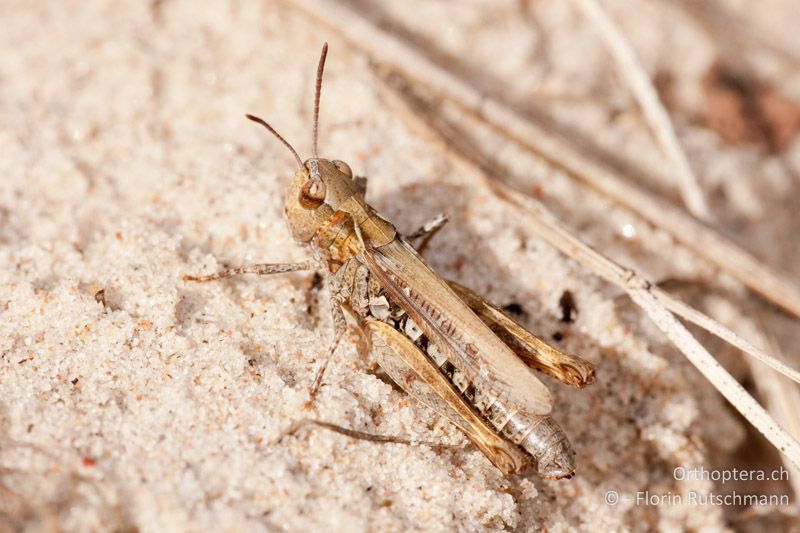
[1, 1, 799, 531]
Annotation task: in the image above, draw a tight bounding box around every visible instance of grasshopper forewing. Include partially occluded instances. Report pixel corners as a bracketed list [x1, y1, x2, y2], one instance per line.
[185, 43, 594, 480]
[359, 238, 554, 414]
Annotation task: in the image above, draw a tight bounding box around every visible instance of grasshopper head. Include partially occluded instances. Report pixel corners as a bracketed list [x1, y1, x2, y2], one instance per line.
[247, 43, 360, 244]
[282, 158, 358, 243]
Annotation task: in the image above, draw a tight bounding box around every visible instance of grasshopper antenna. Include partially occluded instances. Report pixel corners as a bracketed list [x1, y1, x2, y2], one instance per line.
[311, 42, 328, 161]
[245, 114, 303, 169]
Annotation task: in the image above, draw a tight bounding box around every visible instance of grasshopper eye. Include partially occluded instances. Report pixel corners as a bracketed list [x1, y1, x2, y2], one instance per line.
[300, 178, 326, 208]
[333, 160, 352, 178]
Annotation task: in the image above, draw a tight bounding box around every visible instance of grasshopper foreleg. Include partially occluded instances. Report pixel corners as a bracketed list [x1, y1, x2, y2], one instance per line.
[183, 260, 313, 282]
[308, 298, 347, 402]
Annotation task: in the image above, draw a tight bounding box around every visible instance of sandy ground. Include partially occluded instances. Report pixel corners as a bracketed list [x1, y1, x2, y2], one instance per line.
[1, 0, 800, 531]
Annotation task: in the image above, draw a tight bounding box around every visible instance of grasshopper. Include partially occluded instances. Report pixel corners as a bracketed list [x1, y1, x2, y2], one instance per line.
[185, 44, 595, 479]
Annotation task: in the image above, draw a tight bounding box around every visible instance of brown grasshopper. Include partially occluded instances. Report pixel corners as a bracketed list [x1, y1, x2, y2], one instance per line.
[185, 44, 595, 479]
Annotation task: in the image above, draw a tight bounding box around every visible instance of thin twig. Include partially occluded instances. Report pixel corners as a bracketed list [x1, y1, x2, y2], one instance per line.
[283, 0, 800, 320]
[376, 70, 800, 470]
[571, 0, 710, 220]
[656, 291, 800, 385]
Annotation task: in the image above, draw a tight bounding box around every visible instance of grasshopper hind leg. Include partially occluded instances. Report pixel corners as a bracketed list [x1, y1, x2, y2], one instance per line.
[447, 281, 596, 388]
[360, 319, 530, 476]
[279, 419, 458, 450]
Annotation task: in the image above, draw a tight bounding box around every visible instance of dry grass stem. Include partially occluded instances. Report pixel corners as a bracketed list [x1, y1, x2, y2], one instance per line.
[656, 293, 800, 385]
[571, 0, 710, 220]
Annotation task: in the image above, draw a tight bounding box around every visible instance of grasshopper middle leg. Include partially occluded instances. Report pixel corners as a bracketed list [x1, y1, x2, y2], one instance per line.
[308, 300, 347, 401]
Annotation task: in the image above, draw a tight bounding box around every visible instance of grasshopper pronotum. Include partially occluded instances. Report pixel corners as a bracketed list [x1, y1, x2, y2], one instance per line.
[185, 44, 595, 479]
